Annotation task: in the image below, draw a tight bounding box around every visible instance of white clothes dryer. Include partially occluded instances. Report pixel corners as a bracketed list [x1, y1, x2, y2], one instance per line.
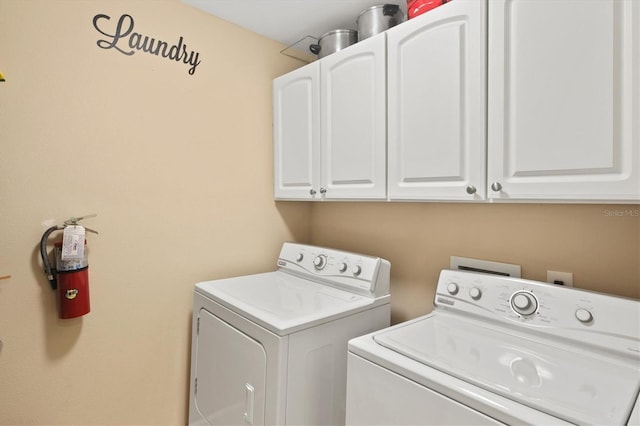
[188, 243, 391, 426]
[346, 270, 640, 425]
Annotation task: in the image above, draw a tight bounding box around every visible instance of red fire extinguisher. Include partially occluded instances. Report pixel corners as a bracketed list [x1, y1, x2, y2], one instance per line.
[39, 215, 98, 319]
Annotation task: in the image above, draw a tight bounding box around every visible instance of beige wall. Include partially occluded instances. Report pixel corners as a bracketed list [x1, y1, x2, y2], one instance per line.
[0, 0, 309, 424]
[309, 202, 640, 323]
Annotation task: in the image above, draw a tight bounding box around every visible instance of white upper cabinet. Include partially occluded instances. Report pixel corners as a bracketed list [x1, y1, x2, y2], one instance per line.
[321, 34, 387, 200]
[273, 62, 320, 200]
[487, 0, 640, 202]
[273, 34, 386, 200]
[274, 0, 639, 203]
[387, 0, 487, 201]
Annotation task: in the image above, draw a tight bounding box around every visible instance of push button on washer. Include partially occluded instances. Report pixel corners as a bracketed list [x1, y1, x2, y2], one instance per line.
[575, 308, 593, 323]
[469, 287, 482, 300]
[447, 282, 459, 295]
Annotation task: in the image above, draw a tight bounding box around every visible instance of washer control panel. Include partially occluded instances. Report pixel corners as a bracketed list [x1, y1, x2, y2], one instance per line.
[435, 269, 640, 356]
[277, 243, 390, 298]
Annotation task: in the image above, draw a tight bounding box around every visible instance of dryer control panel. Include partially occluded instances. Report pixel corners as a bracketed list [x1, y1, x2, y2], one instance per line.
[277, 243, 390, 298]
[434, 269, 640, 358]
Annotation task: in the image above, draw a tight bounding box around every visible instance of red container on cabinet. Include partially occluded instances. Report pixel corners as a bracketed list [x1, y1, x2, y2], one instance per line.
[406, 0, 450, 19]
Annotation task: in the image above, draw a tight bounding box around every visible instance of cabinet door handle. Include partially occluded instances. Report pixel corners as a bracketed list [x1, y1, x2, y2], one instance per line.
[319, 187, 327, 194]
[309, 189, 317, 196]
[491, 182, 503, 192]
[466, 185, 477, 195]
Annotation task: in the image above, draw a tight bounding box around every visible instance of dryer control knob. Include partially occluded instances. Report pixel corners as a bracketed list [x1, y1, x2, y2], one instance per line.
[338, 262, 348, 273]
[575, 308, 593, 323]
[296, 253, 304, 262]
[447, 282, 459, 295]
[313, 255, 327, 270]
[352, 265, 362, 276]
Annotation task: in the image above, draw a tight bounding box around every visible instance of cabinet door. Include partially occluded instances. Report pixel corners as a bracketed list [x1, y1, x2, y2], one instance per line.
[320, 34, 387, 200]
[273, 62, 320, 200]
[488, 0, 639, 201]
[387, 0, 487, 201]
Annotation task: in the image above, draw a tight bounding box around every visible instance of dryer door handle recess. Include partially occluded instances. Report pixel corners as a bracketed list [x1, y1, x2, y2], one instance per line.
[244, 383, 255, 424]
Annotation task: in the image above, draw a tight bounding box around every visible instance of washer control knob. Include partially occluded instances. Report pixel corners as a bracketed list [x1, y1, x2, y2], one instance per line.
[313, 255, 327, 270]
[513, 294, 531, 310]
[575, 308, 593, 323]
[469, 287, 482, 300]
[510, 291, 538, 316]
[296, 253, 304, 262]
[352, 265, 362, 276]
[338, 262, 348, 273]
[447, 282, 459, 295]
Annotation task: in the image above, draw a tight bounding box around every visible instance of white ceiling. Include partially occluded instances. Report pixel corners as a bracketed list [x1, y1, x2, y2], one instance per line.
[181, 0, 407, 47]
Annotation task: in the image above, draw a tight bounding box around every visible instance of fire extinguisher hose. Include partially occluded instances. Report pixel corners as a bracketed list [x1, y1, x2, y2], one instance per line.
[39, 225, 62, 290]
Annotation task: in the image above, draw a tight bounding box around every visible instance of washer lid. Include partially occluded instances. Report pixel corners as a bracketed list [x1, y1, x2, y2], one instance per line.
[195, 271, 381, 335]
[374, 313, 640, 425]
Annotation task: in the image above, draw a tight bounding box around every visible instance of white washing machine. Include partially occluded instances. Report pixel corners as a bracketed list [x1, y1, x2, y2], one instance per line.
[346, 269, 640, 425]
[188, 242, 391, 426]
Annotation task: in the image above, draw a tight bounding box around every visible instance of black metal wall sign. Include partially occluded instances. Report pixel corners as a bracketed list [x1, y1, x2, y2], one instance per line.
[92, 13, 201, 76]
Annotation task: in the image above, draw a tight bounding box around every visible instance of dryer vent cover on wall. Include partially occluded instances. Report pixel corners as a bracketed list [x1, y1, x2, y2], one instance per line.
[450, 256, 521, 278]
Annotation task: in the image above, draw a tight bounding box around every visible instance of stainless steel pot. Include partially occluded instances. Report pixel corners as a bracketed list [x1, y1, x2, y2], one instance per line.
[357, 4, 404, 41]
[309, 29, 358, 59]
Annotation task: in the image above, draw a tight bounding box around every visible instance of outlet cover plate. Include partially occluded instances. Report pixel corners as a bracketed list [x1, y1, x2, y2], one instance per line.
[547, 270, 573, 287]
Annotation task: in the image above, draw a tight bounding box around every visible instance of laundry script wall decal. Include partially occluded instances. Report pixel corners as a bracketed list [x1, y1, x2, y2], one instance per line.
[92, 13, 201, 75]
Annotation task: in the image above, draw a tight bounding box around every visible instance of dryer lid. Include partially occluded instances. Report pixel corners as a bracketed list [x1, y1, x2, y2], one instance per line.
[374, 313, 640, 425]
[196, 271, 381, 335]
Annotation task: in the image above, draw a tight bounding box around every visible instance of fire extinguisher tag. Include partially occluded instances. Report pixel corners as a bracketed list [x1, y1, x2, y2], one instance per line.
[61, 225, 85, 261]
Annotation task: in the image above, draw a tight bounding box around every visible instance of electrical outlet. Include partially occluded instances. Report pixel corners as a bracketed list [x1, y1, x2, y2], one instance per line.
[547, 270, 573, 287]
